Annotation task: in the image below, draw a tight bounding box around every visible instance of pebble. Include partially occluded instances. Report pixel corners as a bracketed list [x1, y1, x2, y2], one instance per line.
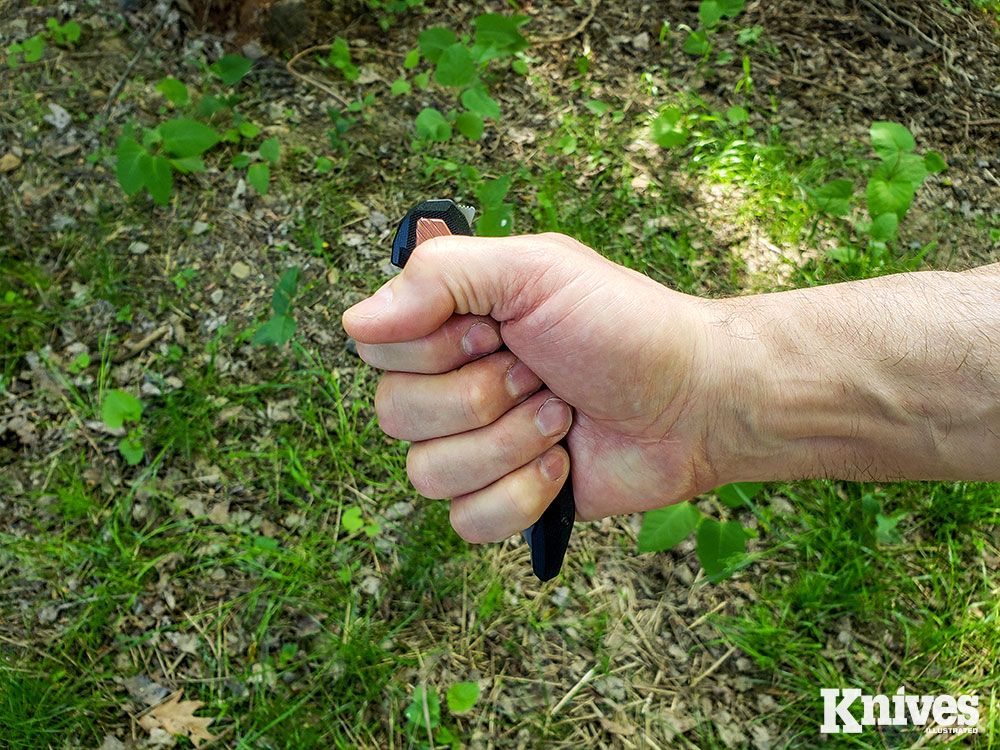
[210, 289, 224, 304]
[231, 261, 251, 279]
[129, 241, 149, 255]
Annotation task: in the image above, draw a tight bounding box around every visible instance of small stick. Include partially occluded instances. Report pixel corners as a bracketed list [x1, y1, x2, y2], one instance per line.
[286, 45, 349, 108]
[533, 0, 601, 45]
[551, 665, 598, 715]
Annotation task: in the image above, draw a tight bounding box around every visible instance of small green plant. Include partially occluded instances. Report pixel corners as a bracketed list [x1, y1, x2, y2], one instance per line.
[404, 680, 479, 746]
[116, 56, 280, 206]
[4, 17, 80, 67]
[637, 482, 761, 579]
[682, 0, 746, 57]
[101, 389, 144, 465]
[253, 266, 300, 347]
[815, 121, 946, 263]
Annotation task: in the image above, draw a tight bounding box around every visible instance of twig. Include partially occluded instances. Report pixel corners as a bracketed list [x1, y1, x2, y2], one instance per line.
[755, 62, 871, 108]
[285, 45, 349, 108]
[689, 645, 737, 688]
[551, 665, 598, 715]
[113, 325, 169, 363]
[98, 7, 172, 127]
[533, 0, 601, 45]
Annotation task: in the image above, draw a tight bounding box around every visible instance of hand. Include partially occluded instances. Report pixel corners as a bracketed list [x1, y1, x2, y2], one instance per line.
[341, 233, 737, 543]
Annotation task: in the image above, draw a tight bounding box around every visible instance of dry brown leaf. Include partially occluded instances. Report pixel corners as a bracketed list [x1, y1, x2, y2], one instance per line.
[137, 691, 216, 747]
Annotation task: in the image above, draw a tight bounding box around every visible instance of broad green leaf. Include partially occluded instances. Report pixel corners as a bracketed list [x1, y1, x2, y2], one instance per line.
[472, 13, 530, 54]
[102, 389, 142, 430]
[584, 100, 609, 116]
[683, 30, 711, 55]
[511, 59, 528, 75]
[272, 266, 300, 316]
[119, 435, 144, 465]
[169, 156, 206, 173]
[868, 212, 899, 242]
[924, 150, 947, 173]
[328, 38, 359, 80]
[404, 48, 420, 68]
[866, 174, 914, 219]
[405, 686, 441, 729]
[116, 137, 147, 196]
[699, 1, 723, 27]
[891, 153, 927, 185]
[875, 512, 905, 544]
[197, 94, 227, 118]
[475, 175, 511, 209]
[159, 118, 221, 158]
[870, 121, 914, 160]
[446, 682, 480, 713]
[341, 506, 364, 532]
[814, 178, 854, 216]
[478, 204, 513, 236]
[418, 27, 457, 64]
[156, 77, 189, 106]
[231, 153, 252, 168]
[145, 156, 173, 206]
[259, 137, 280, 165]
[726, 105, 748, 123]
[238, 121, 259, 138]
[210, 54, 253, 85]
[637, 502, 701, 553]
[252, 314, 296, 346]
[415, 108, 451, 142]
[456, 111, 484, 140]
[247, 162, 269, 194]
[23, 35, 44, 62]
[696, 518, 746, 578]
[462, 84, 500, 120]
[391, 77, 411, 96]
[715, 482, 763, 509]
[253, 535, 279, 551]
[315, 156, 333, 173]
[434, 43, 476, 87]
[719, 0, 746, 16]
[61, 20, 82, 43]
[651, 109, 690, 148]
[413, 72, 430, 89]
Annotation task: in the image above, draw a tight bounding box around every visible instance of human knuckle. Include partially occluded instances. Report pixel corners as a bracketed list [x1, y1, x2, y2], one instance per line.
[406, 448, 441, 499]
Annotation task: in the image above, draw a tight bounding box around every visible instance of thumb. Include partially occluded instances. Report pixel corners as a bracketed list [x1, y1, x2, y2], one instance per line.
[342, 233, 574, 344]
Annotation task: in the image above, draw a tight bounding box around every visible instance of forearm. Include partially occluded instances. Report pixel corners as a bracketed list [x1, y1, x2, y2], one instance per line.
[708, 266, 1000, 483]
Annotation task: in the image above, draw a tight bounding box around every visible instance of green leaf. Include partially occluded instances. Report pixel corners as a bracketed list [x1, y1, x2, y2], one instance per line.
[719, 0, 746, 16]
[715, 482, 763, 509]
[875, 512, 905, 545]
[252, 314, 296, 346]
[699, 1, 723, 27]
[446, 682, 480, 713]
[404, 48, 420, 68]
[61, 20, 81, 43]
[683, 30, 711, 55]
[461, 84, 500, 120]
[169, 156, 206, 173]
[272, 266, 300, 316]
[159, 118, 221, 158]
[434, 43, 476, 87]
[391, 77, 411, 96]
[102, 389, 142, 430]
[315, 156, 333, 173]
[116, 137, 147, 196]
[511, 58, 528, 75]
[868, 212, 899, 242]
[119, 434, 144, 465]
[405, 686, 441, 729]
[814, 178, 854, 216]
[259, 137, 280, 165]
[22, 35, 44, 63]
[696, 518, 747, 578]
[247, 162, 269, 195]
[328, 38, 359, 81]
[475, 175, 511, 209]
[413, 72, 430, 89]
[231, 153, 251, 168]
[584, 100, 609, 116]
[637, 502, 702, 553]
[456, 111, 484, 140]
[866, 174, 914, 219]
[891, 153, 927, 186]
[238, 121, 259, 138]
[870, 121, 915, 160]
[210, 54, 253, 85]
[415, 108, 452, 142]
[472, 13, 530, 54]
[156, 78, 189, 106]
[253, 535, 279, 551]
[341, 506, 364, 532]
[651, 109, 690, 148]
[145, 156, 173, 206]
[418, 27, 457, 64]
[726, 105, 748, 123]
[197, 94, 227, 118]
[924, 150, 947, 173]
[477, 204, 513, 236]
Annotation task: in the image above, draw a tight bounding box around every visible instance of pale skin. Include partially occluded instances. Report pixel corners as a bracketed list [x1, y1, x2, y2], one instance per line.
[341, 233, 1000, 544]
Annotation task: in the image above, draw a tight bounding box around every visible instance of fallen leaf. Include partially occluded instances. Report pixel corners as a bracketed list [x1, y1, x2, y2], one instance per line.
[138, 691, 216, 748]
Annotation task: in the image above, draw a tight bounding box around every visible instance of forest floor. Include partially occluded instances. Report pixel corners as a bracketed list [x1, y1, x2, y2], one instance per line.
[2, 0, 1000, 748]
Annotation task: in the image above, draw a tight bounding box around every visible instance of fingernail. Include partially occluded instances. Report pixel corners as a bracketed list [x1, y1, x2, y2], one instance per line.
[506, 360, 542, 399]
[540, 450, 566, 482]
[535, 397, 571, 437]
[462, 322, 501, 357]
[345, 281, 393, 319]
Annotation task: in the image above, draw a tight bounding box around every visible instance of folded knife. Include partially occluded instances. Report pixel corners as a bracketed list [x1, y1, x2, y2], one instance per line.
[390, 199, 575, 581]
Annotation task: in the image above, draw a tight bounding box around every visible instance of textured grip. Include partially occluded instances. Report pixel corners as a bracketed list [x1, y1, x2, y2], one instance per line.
[390, 199, 575, 581]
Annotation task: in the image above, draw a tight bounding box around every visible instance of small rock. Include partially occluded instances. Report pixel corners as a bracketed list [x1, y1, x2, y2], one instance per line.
[210, 289, 224, 305]
[241, 40, 265, 60]
[370, 210, 389, 230]
[0, 152, 22, 172]
[632, 31, 650, 50]
[129, 241, 149, 255]
[344, 337, 358, 356]
[551, 586, 570, 607]
[192, 220, 211, 235]
[43, 103, 71, 130]
[231, 261, 251, 279]
[49, 214, 76, 231]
